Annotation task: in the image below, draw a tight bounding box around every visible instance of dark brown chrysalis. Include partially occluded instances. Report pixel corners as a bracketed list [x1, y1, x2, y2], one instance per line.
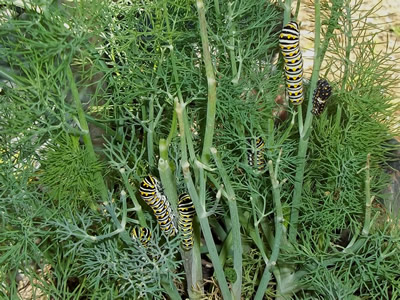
[312, 79, 332, 116]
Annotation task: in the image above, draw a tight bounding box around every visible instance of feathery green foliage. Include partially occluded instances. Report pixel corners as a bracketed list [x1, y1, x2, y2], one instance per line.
[39, 134, 103, 208]
[0, 0, 399, 299]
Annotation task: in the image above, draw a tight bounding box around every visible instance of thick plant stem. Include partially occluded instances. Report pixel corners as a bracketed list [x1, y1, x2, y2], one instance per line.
[176, 100, 231, 299]
[283, 0, 292, 25]
[287, 138, 308, 243]
[211, 147, 242, 299]
[158, 139, 178, 213]
[254, 157, 285, 300]
[362, 154, 373, 236]
[196, 0, 217, 163]
[66, 66, 108, 203]
[175, 100, 203, 297]
[182, 162, 231, 300]
[190, 221, 203, 298]
[288, 0, 321, 242]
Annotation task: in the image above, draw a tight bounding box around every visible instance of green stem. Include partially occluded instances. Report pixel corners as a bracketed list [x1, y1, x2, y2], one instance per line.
[166, 109, 177, 147]
[362, 154, 373, 236]
[283, 0, 292, 25]
[218, 230, 233, 268]
[161, 278, 182, 300]
[158, 139, 178, 214]
[176, 100, 230, 299]
[176, 100, 204, 296]
[288, 0, 321, 242]
[254, 159, 284, 300]
[190, 220, 203, 298]
[183, 167, 231, 300]
[297, 105, 303, 134]
[294, 0, 301, 20]
[163, 0, 184, 103]
[213, 0, 220, 17]
[288, 138, 308, 242]
[211, 147, 242, 299]
[319, 0, 344, 63]
[267, 118, 275, 151]
[228, 2, 238, 80]
[66, 66, 108, 203]
[183, 108, 197, 165]
[84, 114, 120, 140]
[210, 219, 227, 241]
[147, 95, 155, 168]
[239, 213, 269, 263]
[197, 0, 218, 163]
[277, 111, 296, 145]
[207, 173, 272, 257]
[341, 1, 352, 92]
[65, 191, 130, 244]
[120, 170, 146, 227]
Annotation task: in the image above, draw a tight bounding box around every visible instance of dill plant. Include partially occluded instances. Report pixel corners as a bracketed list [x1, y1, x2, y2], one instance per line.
[0, 0, 399, 299]
[39, 134, 103, 208]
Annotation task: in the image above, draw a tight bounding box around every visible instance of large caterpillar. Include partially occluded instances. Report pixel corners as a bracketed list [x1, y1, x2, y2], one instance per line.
[312, 79, 332, 116]
[131, 227, 151, 247]
[177, 193, 196, 251]
[248, 137, 266, 171]
[139, 175, 177, 236]
[279, 21, 304, 105]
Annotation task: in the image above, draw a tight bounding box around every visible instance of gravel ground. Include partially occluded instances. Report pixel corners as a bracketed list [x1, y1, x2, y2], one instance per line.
[298, 0, 400, 75]
[297, 0, 400, 125]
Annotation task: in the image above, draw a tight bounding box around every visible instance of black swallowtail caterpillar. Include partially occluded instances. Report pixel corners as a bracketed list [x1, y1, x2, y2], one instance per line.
[178, 193, 196, 251]
[248, 137, 266, 171]
[312, 79, 332, 116]
[131, 226, 151, 247]
[139, 175, 177, 236]
[279, 21, 304, 105]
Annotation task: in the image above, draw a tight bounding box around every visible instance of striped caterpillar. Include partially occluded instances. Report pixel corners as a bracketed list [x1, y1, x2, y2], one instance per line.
[139, 175, 177, 236]
[279, 21, 304, 105]
[177, 193, 196, 251]
[131, 226, 151, 247]
[248, 137, 266, 171]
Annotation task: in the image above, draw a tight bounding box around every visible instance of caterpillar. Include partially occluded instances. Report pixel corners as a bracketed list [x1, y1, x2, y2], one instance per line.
[312, 79, 332, 116]
[132, 227, 151, 247]
[178, 193, 196, 251]
[279, 21, 304, 105]
[139, 175, 177, 236]
[248, 137, 266, 171]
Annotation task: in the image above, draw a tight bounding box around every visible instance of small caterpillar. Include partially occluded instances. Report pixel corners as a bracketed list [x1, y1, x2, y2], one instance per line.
[312, 79, 332, 116]
[248, 137, 266, 171]
[139, 175, 177, 236]
[178, 193, 196, 251]
[132, 227, 151, 247]
[279, 21, 304, 105]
